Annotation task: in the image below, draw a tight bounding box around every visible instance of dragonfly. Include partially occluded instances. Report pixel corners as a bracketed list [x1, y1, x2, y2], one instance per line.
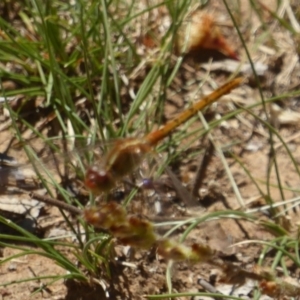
[0, 78, 242, 198]
[0, 77, 242, 224]
[84, 77, 243, 194]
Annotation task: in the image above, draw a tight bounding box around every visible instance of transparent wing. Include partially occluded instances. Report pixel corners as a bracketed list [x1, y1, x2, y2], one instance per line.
[0, 139, 201, 222]
[0, 140, 107, 193]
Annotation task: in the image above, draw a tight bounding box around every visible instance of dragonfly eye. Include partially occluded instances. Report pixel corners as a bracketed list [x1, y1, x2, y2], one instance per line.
[84, 167, 115, 193]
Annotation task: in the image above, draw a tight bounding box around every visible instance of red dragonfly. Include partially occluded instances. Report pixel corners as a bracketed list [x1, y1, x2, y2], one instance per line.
[0, 78, 242, 196]
[85, 77, 243, 194]
[0, 77, 242, 220]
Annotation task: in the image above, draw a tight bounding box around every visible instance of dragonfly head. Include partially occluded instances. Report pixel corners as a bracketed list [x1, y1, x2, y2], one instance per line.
[84, 166, 115, 193]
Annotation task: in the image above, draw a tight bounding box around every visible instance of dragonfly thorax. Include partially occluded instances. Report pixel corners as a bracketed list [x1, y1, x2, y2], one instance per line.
[105, 138, 152, 179]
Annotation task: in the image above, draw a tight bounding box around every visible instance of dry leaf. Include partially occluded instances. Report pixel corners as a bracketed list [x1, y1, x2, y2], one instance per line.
[176, 10, 239, 60]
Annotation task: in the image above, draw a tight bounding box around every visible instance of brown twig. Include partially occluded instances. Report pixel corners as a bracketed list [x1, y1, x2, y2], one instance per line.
[30, 192, 82, 215]
[30, 191, 188, 223]
[164, 166, 199, 207]
[192, 139, 214, 197]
